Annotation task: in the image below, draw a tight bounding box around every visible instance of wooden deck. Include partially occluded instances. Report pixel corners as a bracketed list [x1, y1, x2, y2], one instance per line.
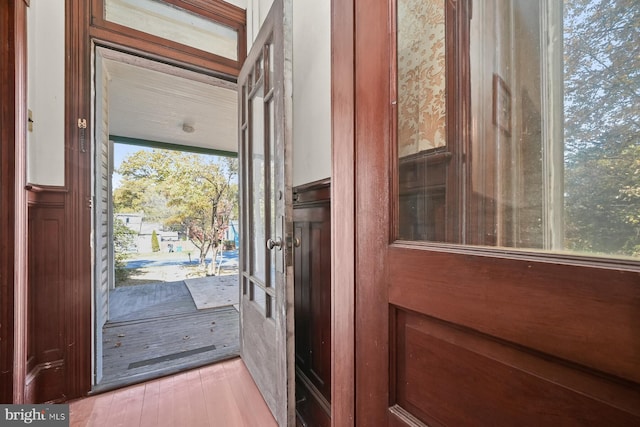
[70, 358, 277, 427]
[98, 280, 239, 391]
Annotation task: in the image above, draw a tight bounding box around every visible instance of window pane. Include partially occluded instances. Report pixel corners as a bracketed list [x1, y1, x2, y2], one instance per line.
[251, 83, 266, 281]
[253, 283, 267, 314]
[396, 0, 640, 260]
[397, 0, 448, 242]
[105, 0, 238, 60]
[269, 98, 277, 288]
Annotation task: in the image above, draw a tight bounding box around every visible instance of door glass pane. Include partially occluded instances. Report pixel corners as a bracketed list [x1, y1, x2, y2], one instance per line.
[253, 283, 267, 313]
[269, 98, 277, 288]
[397, 0, 448, 242]
[105, 0, 238, 60]
[396, 0, 640, 260]
[251, 83, 266, 281]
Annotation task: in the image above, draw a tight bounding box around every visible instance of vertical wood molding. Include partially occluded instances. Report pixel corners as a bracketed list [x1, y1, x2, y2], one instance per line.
[13, 0, 29, 405]
[330, 0, 355, 425]
[354, 0, 391, 424]
[65, 0, 92, 399]
[0, 0, 16, 404]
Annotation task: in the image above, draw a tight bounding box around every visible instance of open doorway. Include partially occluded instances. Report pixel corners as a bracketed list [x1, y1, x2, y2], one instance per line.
[92, 47, 241, 391]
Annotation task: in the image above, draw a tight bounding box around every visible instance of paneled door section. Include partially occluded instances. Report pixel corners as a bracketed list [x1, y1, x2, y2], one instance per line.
[238, 1, 294, 425]
[354, 0, 640, 425]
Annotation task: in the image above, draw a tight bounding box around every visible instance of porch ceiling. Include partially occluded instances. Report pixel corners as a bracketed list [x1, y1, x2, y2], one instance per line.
[100, 48, 238, 154]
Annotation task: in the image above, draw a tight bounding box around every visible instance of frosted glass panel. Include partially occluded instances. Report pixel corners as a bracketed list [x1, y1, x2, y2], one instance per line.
[105, 0, 238, 60]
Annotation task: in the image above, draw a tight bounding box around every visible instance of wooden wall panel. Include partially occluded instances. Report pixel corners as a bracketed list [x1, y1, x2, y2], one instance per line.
[26, 192, 68, 403]
[294, 180, 332, 425]
[392, 310, 640, 425]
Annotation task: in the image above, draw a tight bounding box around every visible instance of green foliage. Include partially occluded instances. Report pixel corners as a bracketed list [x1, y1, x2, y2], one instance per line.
[151, 230, 160, 252]
[114, 148, 238, 264]
[563, 0, 640, 257]
[113, 218, 136, 284]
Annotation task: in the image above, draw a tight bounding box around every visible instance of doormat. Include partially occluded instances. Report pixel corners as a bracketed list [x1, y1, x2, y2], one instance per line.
[184, 275, 239, 310]
[128, 344, 217, 369]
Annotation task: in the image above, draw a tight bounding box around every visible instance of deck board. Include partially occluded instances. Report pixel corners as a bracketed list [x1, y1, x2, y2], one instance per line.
[108, 280, 196, 322]
[69, 358, 276, 427]
[98, 279, 240, 390]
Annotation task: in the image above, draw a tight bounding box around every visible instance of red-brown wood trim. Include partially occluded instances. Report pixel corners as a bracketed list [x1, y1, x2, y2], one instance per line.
[168, 0, 246, 23]
[89, 27, 239, 78]
[89, 0, 246, 77]
[66, 0, 93, 400]
[293, 178, 330, 206]
[0, 0, 16, 404]
[11, 0, 29, 404]
[25, 184, 68, 193]
[354, 0, 391, 424]
[27, 190, 66, 207]
[331, 0, 355, 424]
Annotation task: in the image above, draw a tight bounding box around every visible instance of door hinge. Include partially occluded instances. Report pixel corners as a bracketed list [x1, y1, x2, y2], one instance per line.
[78, 118, 87, 153]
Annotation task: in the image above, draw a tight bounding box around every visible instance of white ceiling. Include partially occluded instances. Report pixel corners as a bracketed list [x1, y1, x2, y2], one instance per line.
[99, 49, 238, 154]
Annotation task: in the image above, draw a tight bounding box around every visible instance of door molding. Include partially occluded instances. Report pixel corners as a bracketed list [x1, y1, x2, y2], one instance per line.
[64, 0, 93, 399]
[62, 0, 247, 399]
[0, 0, 28, 404]
[330, 0, 356, 425]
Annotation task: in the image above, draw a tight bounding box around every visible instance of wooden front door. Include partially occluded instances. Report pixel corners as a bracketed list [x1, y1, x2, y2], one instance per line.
[238, 0, 294, 425]
[353, 0, 640, 425]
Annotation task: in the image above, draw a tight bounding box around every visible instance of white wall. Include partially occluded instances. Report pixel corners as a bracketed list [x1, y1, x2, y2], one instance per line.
[245, 0, 331, 186]
[292, 0, 331, 185]
[246, 0, 274, 47]
[27, 0, 66, 186]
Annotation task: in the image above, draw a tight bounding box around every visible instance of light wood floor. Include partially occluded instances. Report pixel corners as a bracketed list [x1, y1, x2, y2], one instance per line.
[69, 358, 276, 427]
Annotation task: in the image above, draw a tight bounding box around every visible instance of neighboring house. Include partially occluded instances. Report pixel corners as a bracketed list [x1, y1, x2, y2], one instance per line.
[1, 1, 638, 426]
[223, 220, 239, 248]
[114, 212, 143, 234]
[115, 213, 180, 252]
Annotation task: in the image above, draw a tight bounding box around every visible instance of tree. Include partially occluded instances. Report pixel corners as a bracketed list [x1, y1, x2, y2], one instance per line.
[151, 230, 160, 252]
[115, 148, 238, 268]
[563, 0, 640, 257]
[113, 218, 136, 284]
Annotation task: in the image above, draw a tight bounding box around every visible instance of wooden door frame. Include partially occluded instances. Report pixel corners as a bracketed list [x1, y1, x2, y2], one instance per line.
[330, 0, 356, 425]
[65, 0, 246, 399]
[0, 0, 28, 404]
[65, 0, 94, 399]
